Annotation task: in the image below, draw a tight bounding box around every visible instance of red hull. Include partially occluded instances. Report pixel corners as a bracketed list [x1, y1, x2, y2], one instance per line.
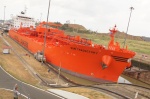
[9, 23, 135, 82]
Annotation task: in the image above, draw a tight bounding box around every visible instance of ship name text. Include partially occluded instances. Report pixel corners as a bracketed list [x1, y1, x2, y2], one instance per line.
[70, 47, 98, 54]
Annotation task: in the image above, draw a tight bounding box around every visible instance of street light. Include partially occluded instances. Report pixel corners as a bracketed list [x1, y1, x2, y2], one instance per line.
[73, 19, 75, 33]
[123, 7, 134, 48]
[42, 0, 51, 64]
[3, 6, 6, 25]
[40, 13, 42, 22]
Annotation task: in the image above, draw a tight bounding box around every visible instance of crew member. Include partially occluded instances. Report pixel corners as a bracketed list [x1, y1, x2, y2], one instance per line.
[13, 84, 20, 99]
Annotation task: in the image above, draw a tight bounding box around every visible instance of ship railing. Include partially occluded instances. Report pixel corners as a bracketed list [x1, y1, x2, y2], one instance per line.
[92, 44, 105, 49]
[46, 34, 104, 48]
[46, 32, 62, 39]
[58, 35, 92, 46]
[45, 33, 104, 47]
[24, 32, 31, 36]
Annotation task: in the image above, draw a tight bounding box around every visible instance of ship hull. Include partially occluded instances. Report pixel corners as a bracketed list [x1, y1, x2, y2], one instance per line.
[9, 29, 132, 82]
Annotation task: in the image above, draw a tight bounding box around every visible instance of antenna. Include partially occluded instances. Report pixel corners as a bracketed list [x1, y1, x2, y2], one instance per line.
[123, 7, 134, 48]
[24, 5, 27, 14]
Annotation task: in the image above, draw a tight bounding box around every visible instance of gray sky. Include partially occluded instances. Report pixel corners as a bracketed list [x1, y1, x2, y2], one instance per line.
[0, 0, 150, 37]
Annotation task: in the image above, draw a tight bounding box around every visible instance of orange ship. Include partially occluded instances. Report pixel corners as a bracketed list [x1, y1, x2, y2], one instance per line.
[9, 22, 135, 83]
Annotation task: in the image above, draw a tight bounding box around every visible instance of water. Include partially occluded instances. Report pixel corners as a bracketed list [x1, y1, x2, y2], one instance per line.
[118, 76, 131, 84]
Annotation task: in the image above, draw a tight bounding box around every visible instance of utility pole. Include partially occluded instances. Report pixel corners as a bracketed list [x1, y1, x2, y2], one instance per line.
[123, 7, 134, 48]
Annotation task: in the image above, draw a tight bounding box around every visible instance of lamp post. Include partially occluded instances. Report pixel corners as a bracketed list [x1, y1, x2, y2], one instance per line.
[3, 6, 6, 25]
[73, 19, 75, 33]
[42, 0, 51, 64]
[123, 7, 134, 48]
[40, 13, 42, 22]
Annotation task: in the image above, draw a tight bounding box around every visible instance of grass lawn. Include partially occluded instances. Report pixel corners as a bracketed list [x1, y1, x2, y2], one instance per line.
[0, 89, 26, 99]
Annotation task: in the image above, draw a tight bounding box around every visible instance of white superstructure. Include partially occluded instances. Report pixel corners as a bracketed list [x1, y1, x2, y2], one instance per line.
[12, 9, 35, 29]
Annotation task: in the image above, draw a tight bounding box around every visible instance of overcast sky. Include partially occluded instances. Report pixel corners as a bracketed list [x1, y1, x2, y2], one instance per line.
[0, 0, 150, 37]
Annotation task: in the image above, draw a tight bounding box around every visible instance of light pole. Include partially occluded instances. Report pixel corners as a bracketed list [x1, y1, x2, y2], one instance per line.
[123, 7, 134, 48]
[42, 0, 51, 64]
[3, 6, 6, 25]
[73, 19, 75, 33]
[40, 13, 42, 22]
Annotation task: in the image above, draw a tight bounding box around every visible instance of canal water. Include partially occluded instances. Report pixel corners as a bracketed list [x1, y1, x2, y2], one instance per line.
[118, 76, 131, 84]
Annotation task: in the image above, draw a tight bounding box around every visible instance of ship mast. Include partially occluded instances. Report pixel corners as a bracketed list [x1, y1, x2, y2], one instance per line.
[24, 6, 27, 14]
[42, 0, 51, 63]
[108, 25, 118, 49]
[123, 7, 134, 48]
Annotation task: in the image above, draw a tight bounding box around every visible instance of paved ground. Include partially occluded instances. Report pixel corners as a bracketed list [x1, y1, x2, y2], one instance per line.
[0, 66, 64, 99]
